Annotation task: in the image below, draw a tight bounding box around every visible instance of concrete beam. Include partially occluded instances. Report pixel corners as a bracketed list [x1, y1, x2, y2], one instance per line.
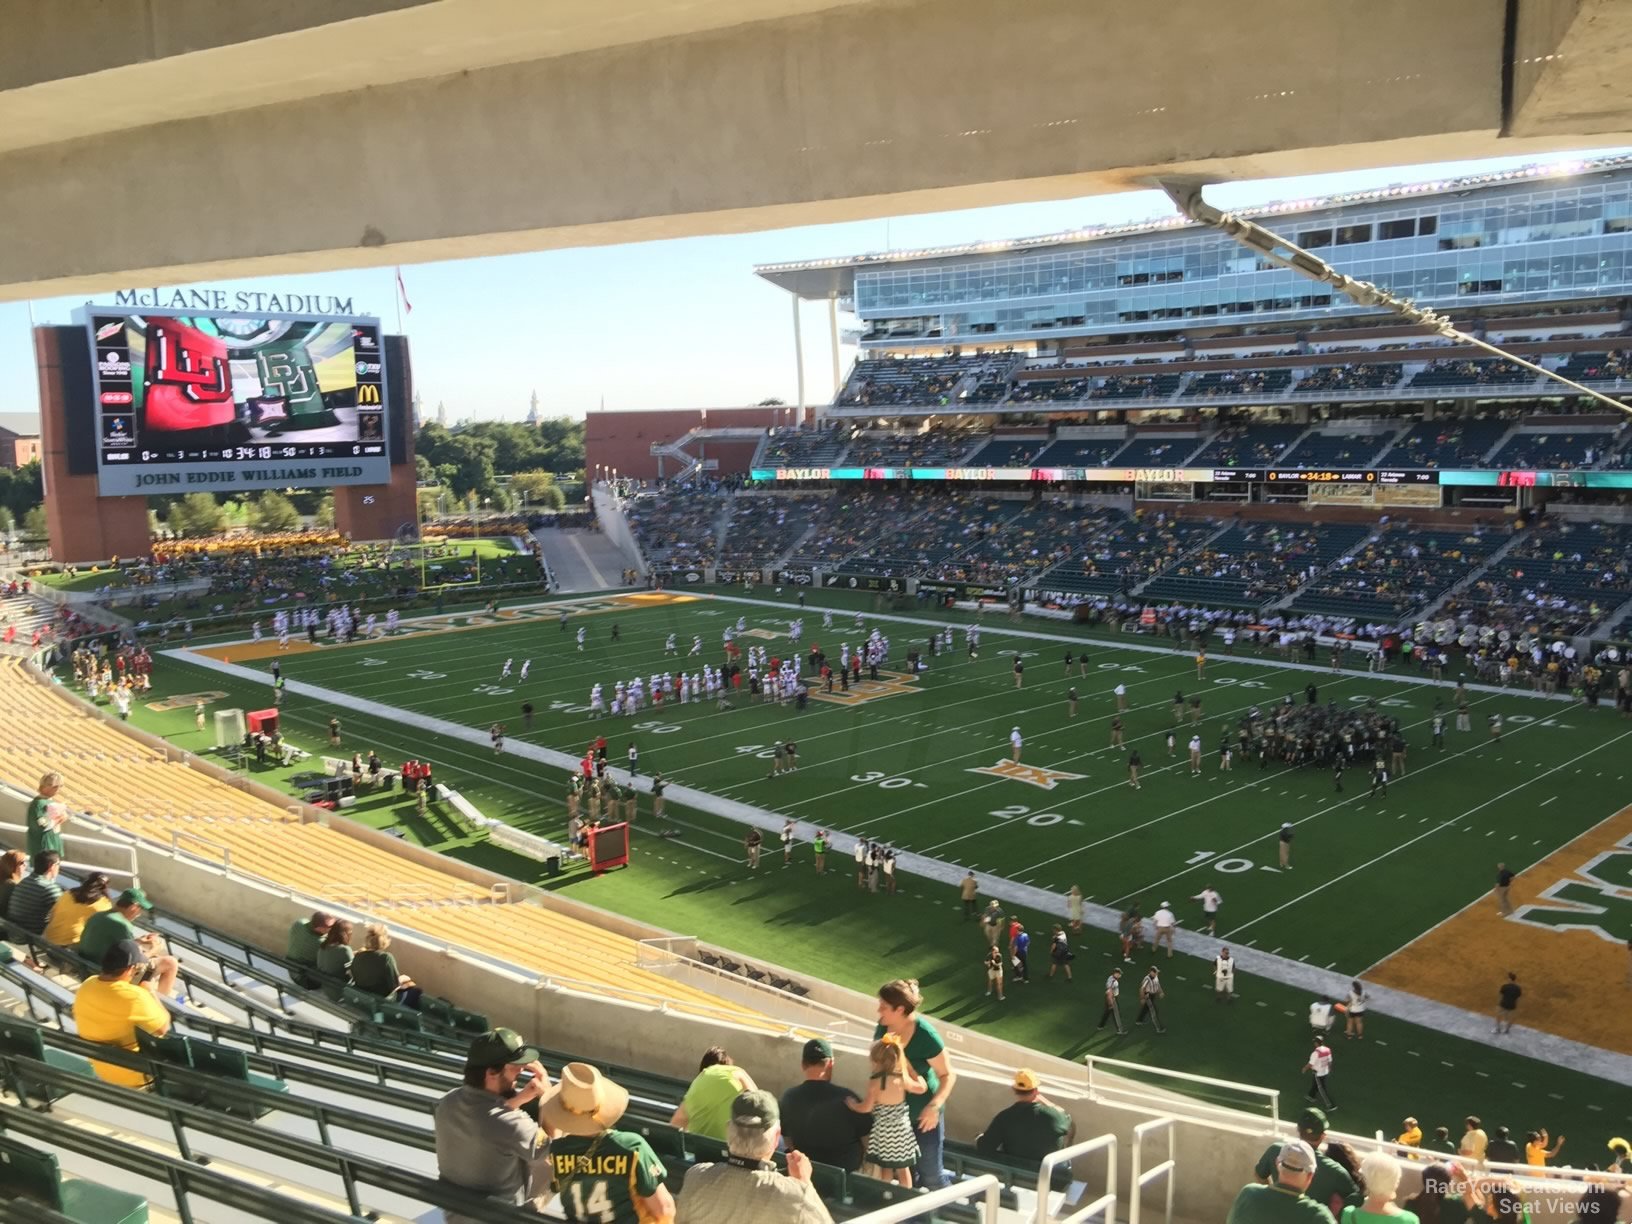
[0, 0, 873, 155]
[2, 0, 1629, 302]
[1509, 0, 1632, 137]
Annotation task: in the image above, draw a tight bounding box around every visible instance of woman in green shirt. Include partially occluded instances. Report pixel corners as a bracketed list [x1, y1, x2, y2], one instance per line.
[315, 918, 355, 1001]
[875, 978, 957, 1191]
[350, 923, 420, 1007]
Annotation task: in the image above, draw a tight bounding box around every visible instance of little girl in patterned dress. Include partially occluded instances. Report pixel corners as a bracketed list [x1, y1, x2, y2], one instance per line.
[848, 1034, 927, 1187]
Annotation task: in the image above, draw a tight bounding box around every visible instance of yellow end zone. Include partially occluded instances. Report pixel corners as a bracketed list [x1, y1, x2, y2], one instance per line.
[1368, 803, 1632, 1055]
[194, 640, 320, 662]
[615, 592, 700, 606]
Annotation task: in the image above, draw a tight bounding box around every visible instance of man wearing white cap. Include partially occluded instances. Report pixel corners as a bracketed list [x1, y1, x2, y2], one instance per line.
[1152, 902, 1177, 958]
[1227, 1138, 1334, 1224]
[1010, 726, 1023, 762]
[544, 1061, 675, 1222]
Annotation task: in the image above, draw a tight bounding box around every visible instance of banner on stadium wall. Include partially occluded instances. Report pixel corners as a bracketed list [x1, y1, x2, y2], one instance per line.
[675, 569, 705, 585]
[777, 568, 815, 586]
[749, 465, 1629, 489]
[1309, 483, 1379, 506]
[917, 579, 1010, 601]
[1376, 483, 1443, 508]
[823, 572, 905, 593]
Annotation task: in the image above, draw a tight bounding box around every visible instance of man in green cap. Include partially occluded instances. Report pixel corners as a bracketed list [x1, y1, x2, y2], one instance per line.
[435, 1028, 556, 1222]
[676, 1089, 832, 1223]
[1253, 1109, 1359, 1218]
[78, 887, 180, 995]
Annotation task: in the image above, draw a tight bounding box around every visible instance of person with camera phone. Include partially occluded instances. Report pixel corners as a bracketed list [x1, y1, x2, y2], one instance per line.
[72, 939, 174, 1088]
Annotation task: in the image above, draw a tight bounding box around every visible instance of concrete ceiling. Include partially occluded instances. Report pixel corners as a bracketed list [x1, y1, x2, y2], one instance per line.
[0, 0, 874, 154]
[3, 0, 1631, 302]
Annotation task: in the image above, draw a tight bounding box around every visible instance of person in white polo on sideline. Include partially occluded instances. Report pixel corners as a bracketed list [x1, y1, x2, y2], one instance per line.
[1009, 727, 1023, 762]
[1152, 902, 1177, 958]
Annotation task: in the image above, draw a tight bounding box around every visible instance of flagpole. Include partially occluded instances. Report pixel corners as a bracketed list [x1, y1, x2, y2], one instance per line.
[393, 267, 404, 335]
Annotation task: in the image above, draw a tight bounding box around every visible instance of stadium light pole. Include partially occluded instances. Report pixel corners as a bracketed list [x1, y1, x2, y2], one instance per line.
[825, 292, 842, 427]
[790, 292, 807, 420]
[1156, 177, 1632, 417]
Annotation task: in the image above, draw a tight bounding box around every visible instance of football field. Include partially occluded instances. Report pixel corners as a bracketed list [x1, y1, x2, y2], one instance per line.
[133, 588, 1632, 1142]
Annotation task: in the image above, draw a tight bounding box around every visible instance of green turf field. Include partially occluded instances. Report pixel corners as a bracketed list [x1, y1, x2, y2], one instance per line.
[113, 587, 1632, 1150]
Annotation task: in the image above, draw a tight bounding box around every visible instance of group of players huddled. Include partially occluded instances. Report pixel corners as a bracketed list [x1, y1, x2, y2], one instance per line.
[577, 611, 920, 717]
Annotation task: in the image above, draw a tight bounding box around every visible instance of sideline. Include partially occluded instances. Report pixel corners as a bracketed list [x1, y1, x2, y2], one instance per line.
[163, 634, 1632, 1088]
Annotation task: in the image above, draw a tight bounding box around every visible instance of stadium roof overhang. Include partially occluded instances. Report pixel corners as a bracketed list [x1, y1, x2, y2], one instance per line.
[6, 0, 1632, 301]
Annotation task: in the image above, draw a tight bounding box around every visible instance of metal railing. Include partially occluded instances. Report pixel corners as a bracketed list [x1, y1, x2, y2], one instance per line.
[0, 819, 138, 885]
[0, 1052, 541, 1224]
[1040, 1133, 1118, 1224]
[168, 828, 231, 870]
[1129, 1118, 1177, 1224]
[1085, 1053, 1280, 1129]
[847, 1173, 1002, 1223]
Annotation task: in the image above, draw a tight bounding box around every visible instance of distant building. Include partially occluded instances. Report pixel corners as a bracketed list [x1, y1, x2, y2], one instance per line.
[526, 390, 541, 426]
[0, 413, 40, 469]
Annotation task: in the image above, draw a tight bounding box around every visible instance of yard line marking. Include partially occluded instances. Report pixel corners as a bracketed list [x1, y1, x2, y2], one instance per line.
[1237, 728, 1632, 944]
[1539, 796, 1557, 807]
[1475, 1070, 1489, 1078]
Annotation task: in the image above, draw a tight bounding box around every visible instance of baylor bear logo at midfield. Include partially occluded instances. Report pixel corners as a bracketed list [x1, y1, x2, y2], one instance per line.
[1513, 833, 1632, 943]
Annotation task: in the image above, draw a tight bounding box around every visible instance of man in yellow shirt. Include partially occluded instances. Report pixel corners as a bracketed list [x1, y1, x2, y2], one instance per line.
[1397, 1117, 1422, 1151]
[1458, 1115, 1488, 1165]
[72, 940, 172, 1088]
[1525, 1128, 1564, 1167]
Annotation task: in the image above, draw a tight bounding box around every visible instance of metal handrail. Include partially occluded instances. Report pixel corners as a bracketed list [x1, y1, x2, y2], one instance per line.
[0, 819, 139, 884]
[1130, 1118, 1177, 1224]
[1040, 1133, 1118, 1224]
[1086, 1053, 1280, 1129]
[169, 828, 231, 870]
[847, 1173, 1001, 1223]
[0, 1052, 541, 1223]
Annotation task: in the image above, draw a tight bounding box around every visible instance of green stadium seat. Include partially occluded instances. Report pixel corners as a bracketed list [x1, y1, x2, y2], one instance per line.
[634, 1120, 688, 1164]
[342, 986, 424, 1034]
[138, 1029, 289, 1118]
[0, 1135, 148, 1224]
[808, 1160, 847, 1203]
[0, 1014, 96, 1104]
[844, 1170, 920, 1213]
[685, 1133, 729, 1166]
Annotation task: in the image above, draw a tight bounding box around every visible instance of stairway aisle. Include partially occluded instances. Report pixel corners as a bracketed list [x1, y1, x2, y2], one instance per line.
[532, 527, 633, 592]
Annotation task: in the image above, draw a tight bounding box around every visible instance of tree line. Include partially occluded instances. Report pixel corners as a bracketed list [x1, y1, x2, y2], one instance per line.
[3, 418, 586, 542]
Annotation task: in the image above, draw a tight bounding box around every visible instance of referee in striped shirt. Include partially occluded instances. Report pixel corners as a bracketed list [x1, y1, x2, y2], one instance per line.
[1136, 966, 1166, 1033]
[1097, 968, 1125, 1035]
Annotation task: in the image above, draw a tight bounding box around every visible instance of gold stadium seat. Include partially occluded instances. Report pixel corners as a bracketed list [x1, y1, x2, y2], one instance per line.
[0, 659, 771, 1025]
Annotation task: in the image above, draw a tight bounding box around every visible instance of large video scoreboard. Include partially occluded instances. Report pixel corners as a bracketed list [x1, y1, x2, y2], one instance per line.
[80, 306, 392, 495]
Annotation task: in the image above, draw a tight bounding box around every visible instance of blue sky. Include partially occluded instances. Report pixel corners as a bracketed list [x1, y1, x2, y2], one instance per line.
[3, 147, 1627, 423]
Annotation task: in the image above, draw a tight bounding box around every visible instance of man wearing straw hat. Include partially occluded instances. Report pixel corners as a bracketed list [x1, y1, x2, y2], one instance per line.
[544, 1061, 675, 1223]
[434, 1028, 557, 1221]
